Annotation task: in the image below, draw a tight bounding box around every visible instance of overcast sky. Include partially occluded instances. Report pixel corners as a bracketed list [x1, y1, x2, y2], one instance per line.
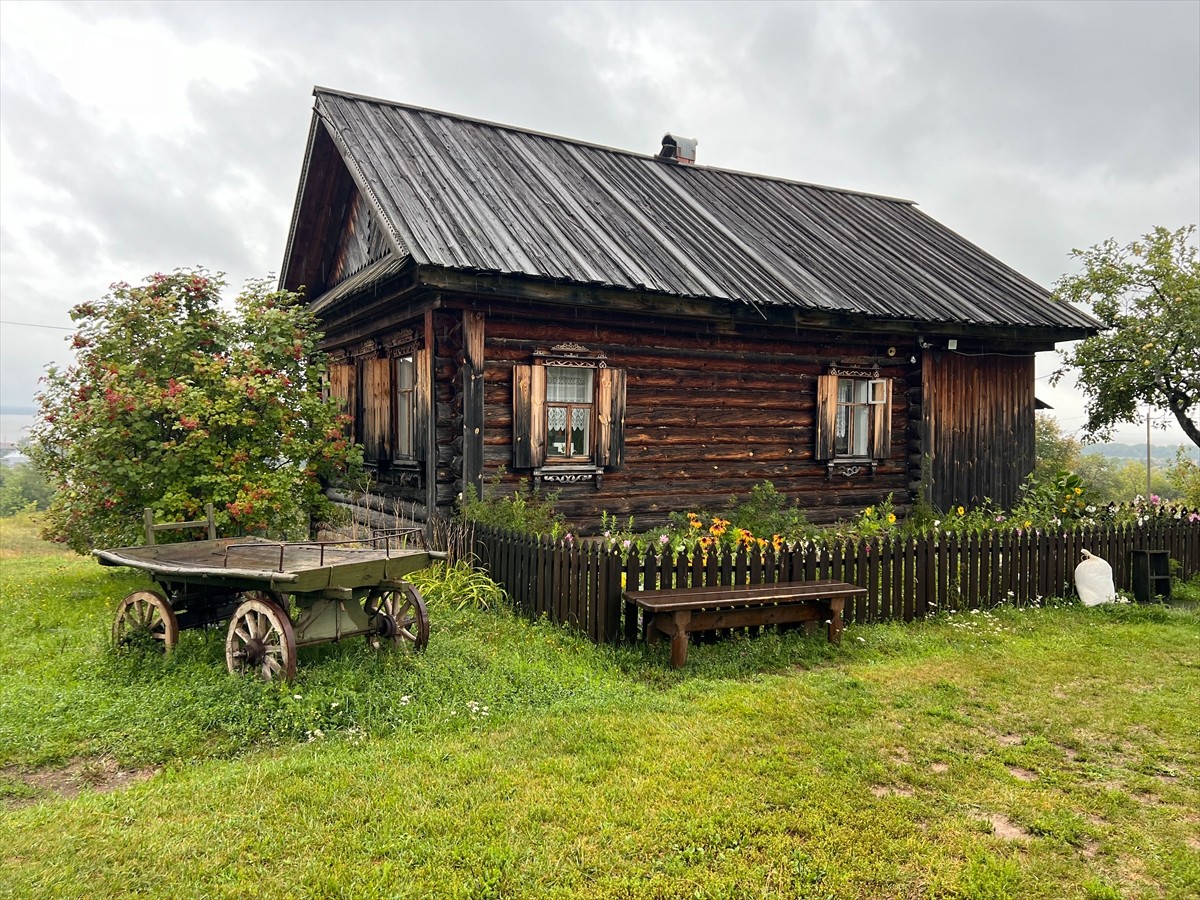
[1, 0, 1197, 446]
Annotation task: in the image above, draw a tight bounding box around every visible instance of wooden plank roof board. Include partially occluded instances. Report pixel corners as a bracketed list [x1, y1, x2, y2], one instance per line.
[281, 86, 1100, 337]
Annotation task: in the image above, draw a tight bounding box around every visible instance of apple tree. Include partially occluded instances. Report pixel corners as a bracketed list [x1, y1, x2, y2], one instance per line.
[1053, 225, 1199, 448]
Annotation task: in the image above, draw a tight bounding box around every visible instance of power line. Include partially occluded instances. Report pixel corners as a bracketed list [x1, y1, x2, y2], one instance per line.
[0, 320, 73, 331]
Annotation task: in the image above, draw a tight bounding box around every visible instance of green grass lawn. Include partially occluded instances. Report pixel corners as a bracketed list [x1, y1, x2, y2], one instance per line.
[1, 512, 1197, 899]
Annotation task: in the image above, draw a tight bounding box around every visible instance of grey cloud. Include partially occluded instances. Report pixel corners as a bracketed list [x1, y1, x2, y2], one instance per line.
[1, 77, 257, 275]
[876, 1, 1200, 176]
[1, 0, 1195, 443]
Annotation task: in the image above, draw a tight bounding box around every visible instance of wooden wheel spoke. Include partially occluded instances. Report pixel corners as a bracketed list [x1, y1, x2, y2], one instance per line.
[365, 582, 429, 653]
[113, 590, 178, 655]
[225, 594, 296, 682]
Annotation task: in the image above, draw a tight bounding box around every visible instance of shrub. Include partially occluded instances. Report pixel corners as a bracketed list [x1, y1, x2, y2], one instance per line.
[26, 270, 362, 552]
[458, 470, 565, 539]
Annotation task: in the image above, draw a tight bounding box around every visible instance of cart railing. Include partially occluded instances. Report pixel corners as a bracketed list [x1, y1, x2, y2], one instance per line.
[222, 527, 428, 573]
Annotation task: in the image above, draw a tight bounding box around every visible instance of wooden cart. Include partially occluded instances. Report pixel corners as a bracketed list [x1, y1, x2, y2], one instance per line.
[94, 506, 441, 680]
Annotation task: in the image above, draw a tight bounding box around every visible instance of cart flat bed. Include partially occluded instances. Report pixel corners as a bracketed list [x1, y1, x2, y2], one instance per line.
[97, 525, 441, 681]
[95, 537, 435, 593]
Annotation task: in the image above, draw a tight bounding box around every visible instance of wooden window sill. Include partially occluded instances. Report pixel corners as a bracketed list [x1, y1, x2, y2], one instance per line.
[534, 464, 604, 490]
[825, 459, 879, 479]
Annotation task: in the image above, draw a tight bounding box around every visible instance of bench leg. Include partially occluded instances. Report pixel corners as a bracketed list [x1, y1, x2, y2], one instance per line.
[670, 611, 691, 668]
[827, 597, 845, 645]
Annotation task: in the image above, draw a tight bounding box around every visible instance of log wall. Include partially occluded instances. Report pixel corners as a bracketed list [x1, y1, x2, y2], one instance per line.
[322, 295, 1041, 535]
[471, 307, 920, 531]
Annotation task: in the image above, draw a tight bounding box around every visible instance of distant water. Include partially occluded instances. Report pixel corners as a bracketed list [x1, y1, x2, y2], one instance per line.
[0, 413, 34, 445]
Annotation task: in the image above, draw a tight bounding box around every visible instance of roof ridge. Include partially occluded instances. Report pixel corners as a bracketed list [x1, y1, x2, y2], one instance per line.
[311, 85, 916, 206]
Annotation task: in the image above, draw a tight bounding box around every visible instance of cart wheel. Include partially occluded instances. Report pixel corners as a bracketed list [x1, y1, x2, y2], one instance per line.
[225, 596, 297, 681]
[113, 589, 179, 653]
[365, 581, 429, 652]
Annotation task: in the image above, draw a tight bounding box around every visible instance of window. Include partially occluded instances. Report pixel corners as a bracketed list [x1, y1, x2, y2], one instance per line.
[326, 347, 427, 467]
[513, 360, 626, 482]
[546, 366, 593, 459]
[816, 368, 891, 469]
[834, 377, 888, 457]
[394, 355, 415, 460]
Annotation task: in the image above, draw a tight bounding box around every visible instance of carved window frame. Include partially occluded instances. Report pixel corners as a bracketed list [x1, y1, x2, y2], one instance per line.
[815, 364, 892, 479]
[513, 344, 625, 490]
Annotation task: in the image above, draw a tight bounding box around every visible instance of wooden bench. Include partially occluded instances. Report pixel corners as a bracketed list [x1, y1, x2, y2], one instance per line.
[624, 580, 867, 668]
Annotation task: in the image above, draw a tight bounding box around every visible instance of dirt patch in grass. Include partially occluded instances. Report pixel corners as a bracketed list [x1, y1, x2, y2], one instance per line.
[2, 758, 159, 807]
[986, 813, 1030, 841]
[1133, 790, 1168, 807]
[929, 762, 949, 774]
[996, 733, 1024, 746]
[1007, 765, 1038, 781]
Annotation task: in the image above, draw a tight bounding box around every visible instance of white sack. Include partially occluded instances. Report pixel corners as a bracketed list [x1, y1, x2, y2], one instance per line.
[1075, 550, 1116, 606]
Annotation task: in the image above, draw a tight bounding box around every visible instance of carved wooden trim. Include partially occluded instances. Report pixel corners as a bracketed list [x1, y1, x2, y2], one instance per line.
[825, 460, 878, 479]
[533, 343, 608, 367]
[533, 464, 603, 491]
[827, 364, 880, 379]
[346, 339, 382, 360]
[382, 328, 421, 358]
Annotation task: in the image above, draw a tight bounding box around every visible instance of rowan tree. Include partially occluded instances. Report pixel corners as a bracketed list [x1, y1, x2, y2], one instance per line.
[29, 269, 362, 553]
[1053, 225, 1200, 448]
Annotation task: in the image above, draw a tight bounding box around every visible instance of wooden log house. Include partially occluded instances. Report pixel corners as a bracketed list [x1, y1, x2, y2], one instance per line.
[279, 87, 1100, 533]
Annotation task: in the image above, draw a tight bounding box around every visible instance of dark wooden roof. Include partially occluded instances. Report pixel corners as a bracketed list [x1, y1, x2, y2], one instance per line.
[282, 87, 1099, 336]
